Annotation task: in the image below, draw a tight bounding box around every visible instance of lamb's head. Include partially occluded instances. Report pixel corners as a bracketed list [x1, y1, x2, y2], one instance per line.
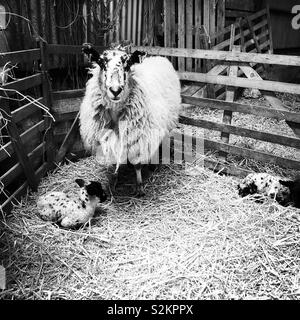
[82, 43, 147, 103]
[75, 178, 107, 203]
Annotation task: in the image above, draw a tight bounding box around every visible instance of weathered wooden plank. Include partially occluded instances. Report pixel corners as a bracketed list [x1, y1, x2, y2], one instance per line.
[181, 95, 300, 124]
[132, 0, 137, 44]
[171, 129, 300, 170]
[213, 19, 268, 51]
[177, 0, 185, 72]
[217, 0, 226, 44]
[266, 4, 274, 54]
[194, 64, 228, 98]
[179, 116, 300, 149]
[194, 0, 202, 72]
[246, 16, 261, 54]
[210, 8, 267, 42]
[0, 162, 48, 214]
[244, 29, 269, 51]
[121, 0, 126, 41]
[0, 180, 28, 213]
[48, 44, 106, 55]
[137, 0, 142, 45]
[40, 41, 55, 168]
[54, 111, 78, 122]
[0, 48, 41, 65]
[1, 74, 42, 94]
[220, 46, 239, 158]
[52, 89, 85, 100]
[133, 45, 300, 67]
[204, 139, 300, 170]
[0, 120, 47, 162]
[0, 163, 23, 189]
[11, 97, 44, 123]
[185, 0, 193, 72]
[164, 0, 171, 51]
[127, 0, 132, 41]
[0, 141, 47, 188]
[1, 99, 38, 191]
[178, 72, 300, 95]
[55, 113, 80, 163]
[203, 0, 210, 35]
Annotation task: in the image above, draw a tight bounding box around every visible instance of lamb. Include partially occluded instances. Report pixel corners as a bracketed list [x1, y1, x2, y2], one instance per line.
[79, 43, 181, 196]
[237, 173, 300, 208]
[37, 179, 107, 229]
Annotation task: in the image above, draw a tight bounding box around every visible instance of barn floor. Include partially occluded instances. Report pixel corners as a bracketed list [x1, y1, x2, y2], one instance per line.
[1, 156, 300, 300]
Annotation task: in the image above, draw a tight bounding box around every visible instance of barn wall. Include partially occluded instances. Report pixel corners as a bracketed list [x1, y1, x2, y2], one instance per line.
[225, 0, 300, 50]
[265, 0, 300, 50]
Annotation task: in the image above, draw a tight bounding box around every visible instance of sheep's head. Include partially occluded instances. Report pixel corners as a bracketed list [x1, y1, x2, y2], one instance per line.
[82, 43, 147, 103]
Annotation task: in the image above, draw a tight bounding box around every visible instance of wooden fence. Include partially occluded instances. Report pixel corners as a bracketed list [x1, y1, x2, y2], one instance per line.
[1, 39, 300, 214]
[0, 44, 52, 213]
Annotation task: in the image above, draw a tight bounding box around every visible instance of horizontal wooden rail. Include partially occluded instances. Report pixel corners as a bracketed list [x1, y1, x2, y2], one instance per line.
[213, 19, 268, 51]
[12, 97, 44, 123]
[181, 95, 300, 123]
[48, 44, 106, 55]
[1, 74, 43, 94]
[209, 8, 267, 42]
[132, 46, 300, 66]
[0, 120, 46, 162]
[179, 116, 300, 149]
[52, 89, 85, 100]
[0, 162, 48, 213]
[172, 130, 300, 170]
[0, 48, 41, 65]
[0, 142, 47, 187]
[178, 72, 300, 95]
[204, 139, 300, 170]
[54, 111, 78, 122]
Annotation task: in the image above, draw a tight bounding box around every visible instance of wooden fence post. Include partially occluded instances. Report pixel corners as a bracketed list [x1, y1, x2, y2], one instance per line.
[1, 97, 38, 191]
[219, 45, 240, 160]
[39, 40, 55, 168]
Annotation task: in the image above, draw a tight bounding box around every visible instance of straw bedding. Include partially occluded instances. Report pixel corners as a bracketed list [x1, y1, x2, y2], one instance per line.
[1, 156, 300, 300]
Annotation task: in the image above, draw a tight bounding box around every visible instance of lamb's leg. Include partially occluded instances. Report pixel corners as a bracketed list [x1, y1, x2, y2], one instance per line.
[134, 163, 145, 197]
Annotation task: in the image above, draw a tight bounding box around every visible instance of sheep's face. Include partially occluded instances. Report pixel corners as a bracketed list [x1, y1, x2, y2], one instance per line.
[238, 173, 291, 204]
[97, 49, 147, 103]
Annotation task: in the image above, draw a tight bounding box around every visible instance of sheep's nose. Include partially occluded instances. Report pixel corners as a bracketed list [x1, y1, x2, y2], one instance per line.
[109, 87, 122, 97]
[269, 193, 276, 198]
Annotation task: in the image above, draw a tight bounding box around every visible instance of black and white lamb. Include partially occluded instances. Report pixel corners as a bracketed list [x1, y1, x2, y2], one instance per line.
[37, 179, 107, 228]
[79, 43, 181, 196]
[237, 173, 300, 208]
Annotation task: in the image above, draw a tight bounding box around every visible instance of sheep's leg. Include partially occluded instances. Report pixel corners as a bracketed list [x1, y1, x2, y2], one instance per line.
[111, 164, 119, 192]
[134, 163, 145, 197]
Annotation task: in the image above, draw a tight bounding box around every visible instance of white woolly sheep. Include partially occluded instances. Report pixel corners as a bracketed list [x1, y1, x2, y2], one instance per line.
[79, 43, 181, 196]
[37, 179, 107, 229]
[237, 173, 300, 208]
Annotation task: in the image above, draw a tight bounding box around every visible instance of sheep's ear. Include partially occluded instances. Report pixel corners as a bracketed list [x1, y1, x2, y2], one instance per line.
[75, 179, 85, 188]
[279, 180, 294, 188]
[125, 50, 147, 71]
[82, 43, 100, 63]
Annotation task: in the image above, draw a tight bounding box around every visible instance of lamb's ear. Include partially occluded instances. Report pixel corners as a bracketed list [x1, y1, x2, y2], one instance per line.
[75, 179, 85, 188]
[82, 43, 100, 63]
[125, 50, 147, 71]
[279, 180, 294, 188]
[97, 55, 107, 70]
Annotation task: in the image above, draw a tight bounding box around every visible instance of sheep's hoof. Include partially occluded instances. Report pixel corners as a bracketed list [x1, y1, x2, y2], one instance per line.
[135, 185, 146, 197]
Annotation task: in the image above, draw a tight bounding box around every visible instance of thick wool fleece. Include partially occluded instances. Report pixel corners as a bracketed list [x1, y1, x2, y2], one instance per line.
[79, 56, 181, 168]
